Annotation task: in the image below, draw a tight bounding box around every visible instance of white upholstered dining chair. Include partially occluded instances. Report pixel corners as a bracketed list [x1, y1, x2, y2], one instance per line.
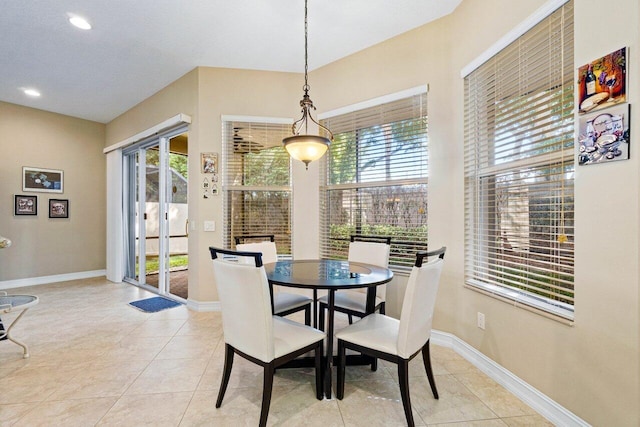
[335, 247, 446, 427]
[318, 236, 391, 329]
[209, 247, 325, 427]
[236, 239, 314, 325]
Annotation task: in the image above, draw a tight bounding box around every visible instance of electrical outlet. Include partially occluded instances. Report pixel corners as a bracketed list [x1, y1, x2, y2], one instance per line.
[477, 312, 486, 330]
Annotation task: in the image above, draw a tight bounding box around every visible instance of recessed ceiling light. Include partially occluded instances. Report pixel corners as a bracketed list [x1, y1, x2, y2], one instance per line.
[69, 15, 92, 30]
[24, 89, 41, 97]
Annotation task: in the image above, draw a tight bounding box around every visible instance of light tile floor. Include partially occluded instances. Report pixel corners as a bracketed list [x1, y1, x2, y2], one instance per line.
[0, 278, 554, 426]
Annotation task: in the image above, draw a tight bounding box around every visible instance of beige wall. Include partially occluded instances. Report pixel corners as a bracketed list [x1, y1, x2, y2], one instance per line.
[105, 68, 200, 298]
[311, 0, 639, 425]
[0, 102, 106, 281]
[105, 67, 302, 302]
[449, 1, 639, 425]
[105, 68, 199, 147]
[104, 0, 639, 424]
[195, 67, 302, 301]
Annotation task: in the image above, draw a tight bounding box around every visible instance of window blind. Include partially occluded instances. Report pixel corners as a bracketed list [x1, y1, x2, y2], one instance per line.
[222, 120, 292, 254]
[464, 1, 574, 318]
[320, 92, 428, 268]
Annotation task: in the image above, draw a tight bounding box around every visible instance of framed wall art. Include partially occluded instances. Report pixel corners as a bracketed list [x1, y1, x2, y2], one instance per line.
[201, 152, 218, 174]
[578, 103, 630, 166]
[49, 199, 69, 218]
[14, 194, 38, 216]
[22, 166, 64, 193]
[577, 47, 627, 115]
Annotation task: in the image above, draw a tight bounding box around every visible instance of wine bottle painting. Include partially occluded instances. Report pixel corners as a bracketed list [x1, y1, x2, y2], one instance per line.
[577, 47, 626, 115]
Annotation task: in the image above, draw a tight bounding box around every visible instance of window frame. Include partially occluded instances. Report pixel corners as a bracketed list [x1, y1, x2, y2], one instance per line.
[221, 116, 293, 254]
[319, 88, 429, 271]
[463, 0, 575, 321]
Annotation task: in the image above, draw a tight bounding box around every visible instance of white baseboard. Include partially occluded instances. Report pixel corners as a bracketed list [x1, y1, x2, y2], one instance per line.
[0, 270, 106, 290]
[186, 299, 220, 312]
[431, 330, 589, 427]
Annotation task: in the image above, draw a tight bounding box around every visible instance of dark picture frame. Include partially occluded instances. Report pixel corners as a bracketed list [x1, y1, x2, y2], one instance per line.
[14, 195, 38, 216]
[49, 199, 69, 218]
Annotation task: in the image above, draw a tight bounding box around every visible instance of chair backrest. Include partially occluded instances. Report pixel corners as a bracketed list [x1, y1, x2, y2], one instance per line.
[415, 246, 446, 266]
[348, 240, 391, 298]
[234, 234, 275, 245]
[348, 241, 390, 267]
[209, 247, 275, 363]
[396, 248, 446, 358]
[236, 241, 278, 265]
[350, 235, 392, 245]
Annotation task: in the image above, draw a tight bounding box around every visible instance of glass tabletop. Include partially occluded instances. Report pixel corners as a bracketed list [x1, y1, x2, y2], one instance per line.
[265, 259, 393, 290]
[0, 295, 39, 312]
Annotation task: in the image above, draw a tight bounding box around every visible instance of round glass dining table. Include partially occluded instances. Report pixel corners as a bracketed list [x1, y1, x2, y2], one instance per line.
[0, 294, 39, 358]
[264, 259, 393, 398]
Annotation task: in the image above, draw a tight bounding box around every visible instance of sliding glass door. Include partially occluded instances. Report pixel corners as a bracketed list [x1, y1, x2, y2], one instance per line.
[123, 126, 188, 300]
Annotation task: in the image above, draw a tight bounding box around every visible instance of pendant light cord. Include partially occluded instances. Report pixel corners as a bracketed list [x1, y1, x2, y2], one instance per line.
[303, 0, 310, 94]
[287, 0, 333, 141]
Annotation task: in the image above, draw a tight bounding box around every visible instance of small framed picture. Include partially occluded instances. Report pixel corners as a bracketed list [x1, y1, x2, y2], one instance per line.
[578, 103, 630, 166]
[49, 199, 69, 218]
[577, 47, 627, 115]
[201, 152, 218, 174]
[14, 195, 38, 216]
[22, 166, 64, 193]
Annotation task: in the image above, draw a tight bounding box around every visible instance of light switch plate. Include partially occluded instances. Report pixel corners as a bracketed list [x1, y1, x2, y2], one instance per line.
[203, 220, 215, 232]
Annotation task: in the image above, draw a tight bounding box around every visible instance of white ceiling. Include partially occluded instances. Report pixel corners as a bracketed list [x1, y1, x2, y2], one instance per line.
[0, 0, 461, 123]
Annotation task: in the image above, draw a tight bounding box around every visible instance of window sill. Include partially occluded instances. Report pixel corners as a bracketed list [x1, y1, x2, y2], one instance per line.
[465, 279, 574, 325]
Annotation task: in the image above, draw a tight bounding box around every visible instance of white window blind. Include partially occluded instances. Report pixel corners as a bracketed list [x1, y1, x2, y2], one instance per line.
[222, 120, 292, 254]
[464, 1, 574, 318]
[320, 92, 428, 268]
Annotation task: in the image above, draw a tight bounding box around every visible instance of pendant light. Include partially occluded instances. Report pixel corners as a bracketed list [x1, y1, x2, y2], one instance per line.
[283, 0, 333, 169]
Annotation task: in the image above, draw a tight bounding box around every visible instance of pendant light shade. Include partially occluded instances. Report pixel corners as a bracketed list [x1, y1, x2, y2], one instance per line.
[283, 0, 333, 169]
[283, 134, 330, 167]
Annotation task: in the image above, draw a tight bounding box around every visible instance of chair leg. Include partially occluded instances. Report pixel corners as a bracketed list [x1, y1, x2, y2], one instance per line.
[398, 359, 415, 427]
[312, 289, 318, 328]
[347, 314, 353, 324]
[379, 302, 385, 315]
[337, 340, 346, 400]
[304, 304, 311, 326]
[260, 362, 275, 427]
[422, 340, 439, 399]
[369, 308, 378, 372]
[318, 303, 326, 332]
[315, 340, 324, 400]
[216, 344, 235, 408]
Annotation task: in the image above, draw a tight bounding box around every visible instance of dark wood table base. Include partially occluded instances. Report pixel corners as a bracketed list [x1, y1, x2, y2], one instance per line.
[265, 260, 393, 399]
